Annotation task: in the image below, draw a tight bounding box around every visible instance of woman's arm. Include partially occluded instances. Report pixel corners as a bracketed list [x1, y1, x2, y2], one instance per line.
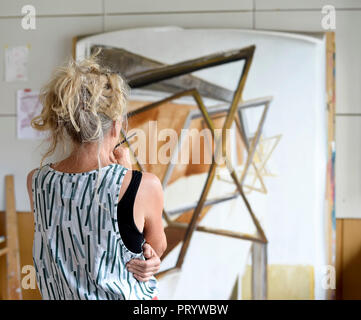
[137, 172, 167, 258]
[126, 172, 166, 282]
[112, 146, 166, 281]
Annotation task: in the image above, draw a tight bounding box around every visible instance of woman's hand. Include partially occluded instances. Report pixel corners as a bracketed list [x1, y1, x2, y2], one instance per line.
[126, 242, 161, 282]
[111, 145, 132, 169]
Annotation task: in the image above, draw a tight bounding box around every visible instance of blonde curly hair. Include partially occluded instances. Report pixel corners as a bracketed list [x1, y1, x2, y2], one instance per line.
[31, 51, 129, 166]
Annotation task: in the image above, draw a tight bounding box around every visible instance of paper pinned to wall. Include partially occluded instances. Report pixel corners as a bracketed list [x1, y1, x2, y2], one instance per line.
[5, 46, 29, 82]
[17, 89, 47, 140]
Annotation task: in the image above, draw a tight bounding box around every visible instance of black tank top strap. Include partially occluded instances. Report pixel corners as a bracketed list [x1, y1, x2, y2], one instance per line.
[117, 170, 145, 254]
[119, 170, 142, 208]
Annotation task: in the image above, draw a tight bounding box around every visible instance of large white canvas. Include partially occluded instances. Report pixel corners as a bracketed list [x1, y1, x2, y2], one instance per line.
[76, 27, 328, 299]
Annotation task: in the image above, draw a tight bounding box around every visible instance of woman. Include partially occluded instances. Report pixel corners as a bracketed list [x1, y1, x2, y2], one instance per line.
[26, 54, 167, 300]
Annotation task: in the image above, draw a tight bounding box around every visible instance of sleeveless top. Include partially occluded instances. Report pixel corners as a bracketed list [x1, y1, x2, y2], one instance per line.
[31, 163, 158, 300]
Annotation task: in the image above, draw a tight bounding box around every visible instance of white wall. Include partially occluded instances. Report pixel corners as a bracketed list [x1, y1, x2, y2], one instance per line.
[252, 0, 361, 219]
[0, 0, 359, 298]
[0, 1, 104, 214]
[1, 0, 358, 216]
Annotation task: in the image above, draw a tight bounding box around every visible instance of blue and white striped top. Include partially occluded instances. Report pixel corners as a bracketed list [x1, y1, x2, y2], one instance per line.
[31, 163, 158, 300]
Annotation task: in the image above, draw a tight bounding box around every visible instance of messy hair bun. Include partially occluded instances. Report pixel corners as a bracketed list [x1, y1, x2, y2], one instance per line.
[31, 51, 129, 166]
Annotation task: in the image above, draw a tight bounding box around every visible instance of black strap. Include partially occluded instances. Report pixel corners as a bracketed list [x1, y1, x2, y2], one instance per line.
[119, 170, 142, 208]
[117, 170, 144, 253]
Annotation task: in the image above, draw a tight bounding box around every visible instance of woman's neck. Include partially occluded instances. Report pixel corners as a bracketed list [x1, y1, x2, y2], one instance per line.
[53, 142, 114, 173]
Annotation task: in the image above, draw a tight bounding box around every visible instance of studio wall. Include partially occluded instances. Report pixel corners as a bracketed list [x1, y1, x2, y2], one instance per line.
[0, 0, 360, 300]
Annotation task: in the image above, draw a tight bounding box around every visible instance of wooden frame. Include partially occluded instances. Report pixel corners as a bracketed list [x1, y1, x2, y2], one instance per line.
[325, 32, 336, 300]
[4, 175, 22, 300]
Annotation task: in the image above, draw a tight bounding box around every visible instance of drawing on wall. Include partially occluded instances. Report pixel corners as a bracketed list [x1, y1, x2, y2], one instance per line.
[5, 46, 29, 82]
[217, 134, 282, 194]
[17, 89, 47, 140]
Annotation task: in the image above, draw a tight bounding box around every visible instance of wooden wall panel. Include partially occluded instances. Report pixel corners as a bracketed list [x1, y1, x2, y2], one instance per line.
[0, 212, 6, 299]
[336, 218, 361, 299]
[5, 176, 22, 299]
[0, 211, 41, 300]
[336, 218, 343, 299]
[242, 264, 315, 300]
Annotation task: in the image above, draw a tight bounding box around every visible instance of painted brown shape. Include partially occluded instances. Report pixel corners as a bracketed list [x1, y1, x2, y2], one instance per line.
[127, 100, 245, 186]
[125, 100, 247, 261]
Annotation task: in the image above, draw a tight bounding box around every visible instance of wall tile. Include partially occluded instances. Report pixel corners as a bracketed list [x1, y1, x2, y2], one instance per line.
[105, 12, 253, 31]
[336, 116, 361, 218]
[105, 0, 253, 14]
[0, 0, 103, 16]
[255, 10, 361, 113]
[0, 17, 103, 115]
[256, 0, 361, 10]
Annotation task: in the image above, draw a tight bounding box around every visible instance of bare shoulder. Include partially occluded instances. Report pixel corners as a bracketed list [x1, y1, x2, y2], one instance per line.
[138, 172, 164, 215]
[26, 168, 38, 190]
[118, 170, 163, 201]
[140, 172, 163, 196]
